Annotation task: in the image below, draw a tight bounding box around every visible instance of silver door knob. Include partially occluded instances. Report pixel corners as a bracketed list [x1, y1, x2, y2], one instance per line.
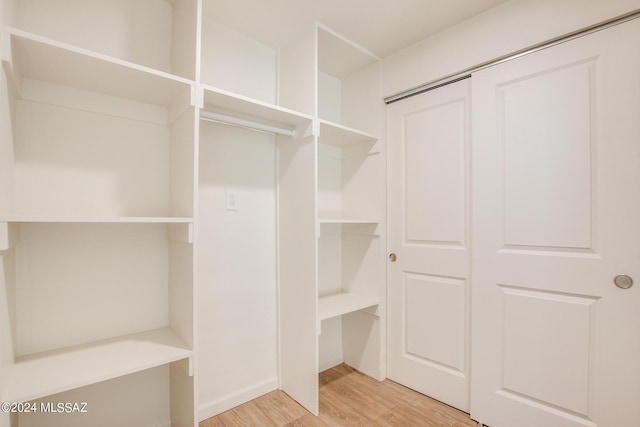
[614, 275, 633, 289]
[389, 253, 397, 262]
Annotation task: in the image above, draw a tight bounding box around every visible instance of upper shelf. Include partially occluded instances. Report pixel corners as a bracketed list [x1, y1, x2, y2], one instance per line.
[318, 120, 377, 146]
[201, 84, 313, 130]
[1, 328, 193, 403]
[3, 28, 193, 107]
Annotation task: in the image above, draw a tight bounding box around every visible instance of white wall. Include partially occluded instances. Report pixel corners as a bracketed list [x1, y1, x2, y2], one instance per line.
[14, 83, 171, 217]
[199, 18, 277, 103]
[383, 0, 640, 97]
[1, 0, 18, 26]
[197, 121, 278, 419]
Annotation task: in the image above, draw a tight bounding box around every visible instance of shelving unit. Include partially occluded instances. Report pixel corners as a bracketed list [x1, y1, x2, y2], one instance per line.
[1, 1, 385, 424]
[278, 22, 386, 417]
[316, 24, 385, 394]
[0, 1, 197, 426]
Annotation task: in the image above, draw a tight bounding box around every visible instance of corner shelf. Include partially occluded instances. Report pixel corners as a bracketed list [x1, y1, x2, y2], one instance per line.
[318, 292, 378, 321]
[4, 28, 193, 107]
[1, 328, 193, 403]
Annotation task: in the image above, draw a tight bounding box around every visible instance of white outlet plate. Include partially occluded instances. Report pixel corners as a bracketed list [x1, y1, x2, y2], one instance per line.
[225, 190, 239, 211]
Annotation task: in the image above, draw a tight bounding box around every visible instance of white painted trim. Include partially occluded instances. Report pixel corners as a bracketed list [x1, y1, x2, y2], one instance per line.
[197, 377, 278, 421]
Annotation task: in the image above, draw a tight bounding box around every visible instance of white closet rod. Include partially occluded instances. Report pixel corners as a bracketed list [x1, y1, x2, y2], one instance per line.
[200, 110, 296, 137]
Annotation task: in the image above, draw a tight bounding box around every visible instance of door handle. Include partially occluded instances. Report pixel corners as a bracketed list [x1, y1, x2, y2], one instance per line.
[614, 275, 633, 289]
[389, 253, 397, 262]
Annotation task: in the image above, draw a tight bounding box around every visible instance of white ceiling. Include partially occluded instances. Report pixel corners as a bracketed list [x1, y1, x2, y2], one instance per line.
[205, 0, 508, 58]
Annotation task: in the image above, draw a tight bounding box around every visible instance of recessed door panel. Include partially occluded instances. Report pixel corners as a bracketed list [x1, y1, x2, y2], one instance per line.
[404, 100, 465, 246]
[404, 273, 465, 374]
[501, 286, 597, 416]
[501, 62, 594, 251]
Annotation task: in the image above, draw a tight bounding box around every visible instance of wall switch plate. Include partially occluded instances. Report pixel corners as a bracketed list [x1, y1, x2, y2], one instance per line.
[225, 190, 239, 211]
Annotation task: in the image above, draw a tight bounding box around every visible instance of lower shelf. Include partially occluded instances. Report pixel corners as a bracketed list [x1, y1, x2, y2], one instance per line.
[1, 327, 192, 402]
[318, 292, 378, 321]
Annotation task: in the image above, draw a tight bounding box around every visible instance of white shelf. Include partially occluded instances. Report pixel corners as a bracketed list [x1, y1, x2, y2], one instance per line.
[4, 28, 192, 107]
[202, 85, 313, 130]
[318, 119, 377, 146]
[0, 216, 193, 224]
[318, 218, 379, 225]
[1, 328, 193, 402]
[318, 292, 378, 321]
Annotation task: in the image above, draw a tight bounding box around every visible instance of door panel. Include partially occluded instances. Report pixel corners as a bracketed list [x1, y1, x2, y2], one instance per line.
[500, 287, 595, 415]
[404, 99, 466, 245]
[404, 273, 466, 373]
[387, 79, 471, 412]
[471, 19, 640, 427]
[501, 60, 594, 249]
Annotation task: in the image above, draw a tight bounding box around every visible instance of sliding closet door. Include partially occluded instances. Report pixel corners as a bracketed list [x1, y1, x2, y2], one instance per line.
[387, 79, 471, 412]
[471, 18, 640, 427]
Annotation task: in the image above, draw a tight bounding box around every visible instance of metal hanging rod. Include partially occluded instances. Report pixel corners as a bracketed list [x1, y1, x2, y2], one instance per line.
[199, 110, 296, 137]
[385, 8, 640, 104]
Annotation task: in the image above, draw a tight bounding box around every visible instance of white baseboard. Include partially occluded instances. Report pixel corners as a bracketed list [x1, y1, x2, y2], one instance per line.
[318, 355, 343, 373]
[198, 377, 278, 421]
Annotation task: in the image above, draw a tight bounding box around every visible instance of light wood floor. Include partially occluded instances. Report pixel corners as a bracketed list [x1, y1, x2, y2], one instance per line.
[200, 364, 478, 426]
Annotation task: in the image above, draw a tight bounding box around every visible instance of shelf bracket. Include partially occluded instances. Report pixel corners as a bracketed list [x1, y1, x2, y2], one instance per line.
[1, 30, 22, 95]
[167, 223, 193, 244]
[191, 85, 204, 109]
[295, 119, 319, 140]
[0, 222, 20, 251]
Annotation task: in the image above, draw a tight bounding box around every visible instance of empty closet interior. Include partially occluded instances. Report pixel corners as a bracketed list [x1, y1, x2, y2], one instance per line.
[0, 0, 384, 424]
[3, 0, 638, 426]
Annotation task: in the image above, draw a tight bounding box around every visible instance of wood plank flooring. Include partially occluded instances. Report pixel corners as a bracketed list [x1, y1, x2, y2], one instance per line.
[200, 364, 478, 426]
